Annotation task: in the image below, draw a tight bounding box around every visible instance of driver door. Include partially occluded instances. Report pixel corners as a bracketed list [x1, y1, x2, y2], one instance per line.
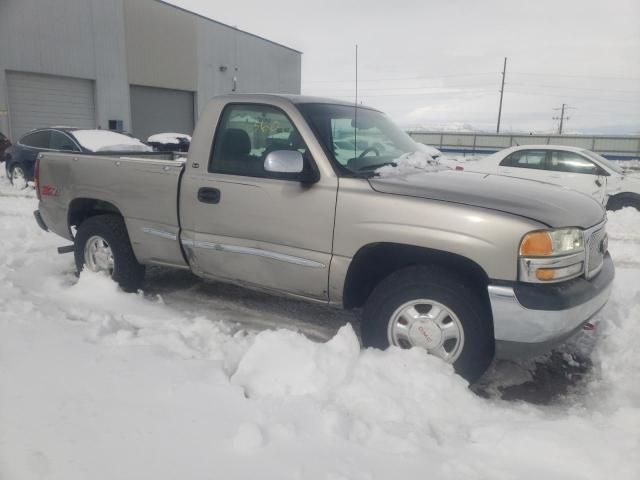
[179, 103, 338, 301]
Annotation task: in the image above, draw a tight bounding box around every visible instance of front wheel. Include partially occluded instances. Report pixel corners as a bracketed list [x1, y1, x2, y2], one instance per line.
[361, 265, 494, 383]
[74, 214, 145, 292]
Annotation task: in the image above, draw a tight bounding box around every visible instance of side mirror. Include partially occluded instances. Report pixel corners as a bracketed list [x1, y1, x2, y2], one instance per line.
[264, 150, 304, 174]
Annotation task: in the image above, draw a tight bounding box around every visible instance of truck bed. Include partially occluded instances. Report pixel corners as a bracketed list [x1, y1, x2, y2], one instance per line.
[38, 152, 188, 268]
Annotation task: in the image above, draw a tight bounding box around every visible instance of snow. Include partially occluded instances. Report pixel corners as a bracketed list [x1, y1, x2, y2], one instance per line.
[1, 173, 640, 480]
[72, 130, 152, 152]
[375, 150, 449, 177]
[147, 133, 192, 144]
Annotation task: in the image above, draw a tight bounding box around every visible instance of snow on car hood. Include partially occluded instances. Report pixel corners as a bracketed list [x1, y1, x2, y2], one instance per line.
[370, 169, 606, 229]
[72, 130, 152, 152]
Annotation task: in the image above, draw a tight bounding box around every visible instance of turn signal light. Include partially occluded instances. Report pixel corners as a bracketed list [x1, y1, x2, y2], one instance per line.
[535, 268, 556, 281]
[520, 231, 553, 256]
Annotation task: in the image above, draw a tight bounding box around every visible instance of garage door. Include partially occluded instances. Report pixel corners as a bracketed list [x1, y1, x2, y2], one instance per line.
[130, 85, 195, 141]
[7, 71, 96, 139]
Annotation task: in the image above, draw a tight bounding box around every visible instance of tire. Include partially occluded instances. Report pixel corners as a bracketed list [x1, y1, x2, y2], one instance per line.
[9, 164, 27, 189]
[74, 214, 145, 292]
[361, 265, 494, 383]
[606, 194, 640, 211]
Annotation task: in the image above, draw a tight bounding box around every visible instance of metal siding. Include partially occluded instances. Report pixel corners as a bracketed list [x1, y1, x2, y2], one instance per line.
[7, 71, 96, 138]
[408, 132, 640, 159]
[0, 0, 130, 137]
[130, 85, 194, 140]
[123, 0, 198, 91]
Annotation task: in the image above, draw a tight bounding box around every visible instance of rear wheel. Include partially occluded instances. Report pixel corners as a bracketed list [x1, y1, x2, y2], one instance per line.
[361, 265, 494, 383]
[9, 164, 27, 189]
[74, 214, 145, 292]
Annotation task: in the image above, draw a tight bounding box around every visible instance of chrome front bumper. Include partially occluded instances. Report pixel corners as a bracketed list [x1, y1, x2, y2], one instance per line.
[489, 253, 614, 359]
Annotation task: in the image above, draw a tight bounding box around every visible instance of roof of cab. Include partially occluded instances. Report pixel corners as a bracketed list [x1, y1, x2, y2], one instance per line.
[211, 93, 381, 111]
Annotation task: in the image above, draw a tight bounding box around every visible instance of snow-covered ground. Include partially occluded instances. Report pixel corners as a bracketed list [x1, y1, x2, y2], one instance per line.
[1, 175, 639, 480]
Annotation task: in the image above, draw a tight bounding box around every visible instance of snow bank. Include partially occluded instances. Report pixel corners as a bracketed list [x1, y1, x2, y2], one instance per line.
[1, 175, 640, 479]
[147, 133, 192, 144]
[72, 129, 152, 152]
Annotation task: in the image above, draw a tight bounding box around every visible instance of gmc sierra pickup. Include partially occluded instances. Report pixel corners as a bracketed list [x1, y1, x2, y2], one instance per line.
[34, 94, 614, 381]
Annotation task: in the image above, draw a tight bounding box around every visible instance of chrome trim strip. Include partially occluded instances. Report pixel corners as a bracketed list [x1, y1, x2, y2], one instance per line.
[519, 251, 585, 283]
[181, 239, 325, 268]
[141, 227, 178, 241]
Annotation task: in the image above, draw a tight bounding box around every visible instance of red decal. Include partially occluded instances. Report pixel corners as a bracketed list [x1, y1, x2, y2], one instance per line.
[41, 185, 58, 196]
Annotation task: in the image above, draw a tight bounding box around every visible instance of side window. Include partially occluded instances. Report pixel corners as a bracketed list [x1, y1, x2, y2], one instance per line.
[50, 131, 79, 152]
[209, 104, 310, 178]
[501, 150, 547, 170]
[20, 130, 50, 148]
[550, 151, 599, 175]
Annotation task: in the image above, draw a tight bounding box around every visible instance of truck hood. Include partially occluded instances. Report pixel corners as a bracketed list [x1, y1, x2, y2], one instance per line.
[369, 170, 605, 229]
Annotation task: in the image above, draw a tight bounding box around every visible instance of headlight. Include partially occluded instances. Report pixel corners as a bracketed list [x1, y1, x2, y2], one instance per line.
[519, 228, 585, 283]
[519, 228, 584, 257]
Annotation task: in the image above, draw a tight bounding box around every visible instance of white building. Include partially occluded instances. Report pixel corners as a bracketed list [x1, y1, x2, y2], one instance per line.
[0, 0, 302, 140]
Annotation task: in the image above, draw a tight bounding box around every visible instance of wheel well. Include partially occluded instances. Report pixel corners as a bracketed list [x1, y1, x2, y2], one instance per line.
[68, 198, 122, 233]
[606, 192, 640, 210]
[342, 243, 490, 310]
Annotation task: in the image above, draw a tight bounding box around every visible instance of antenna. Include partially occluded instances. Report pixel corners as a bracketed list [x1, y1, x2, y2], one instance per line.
[354, 44, 358, 160]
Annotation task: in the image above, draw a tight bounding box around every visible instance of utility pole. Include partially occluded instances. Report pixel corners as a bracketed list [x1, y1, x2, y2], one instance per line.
[496, 57, 507, 134]
[552, 104, 573, 134]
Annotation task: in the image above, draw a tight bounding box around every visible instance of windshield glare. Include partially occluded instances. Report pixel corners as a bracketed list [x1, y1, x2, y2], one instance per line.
[298, 103, 422, 174]
[581, 149, 625, 175]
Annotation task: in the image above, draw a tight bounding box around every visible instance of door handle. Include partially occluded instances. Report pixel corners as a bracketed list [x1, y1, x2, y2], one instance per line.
[197, 187, 221, 204]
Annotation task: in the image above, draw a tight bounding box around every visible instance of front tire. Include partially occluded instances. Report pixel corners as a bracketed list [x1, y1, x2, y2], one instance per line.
[74, 214, 145, 292]
[361, 265, 494, 383]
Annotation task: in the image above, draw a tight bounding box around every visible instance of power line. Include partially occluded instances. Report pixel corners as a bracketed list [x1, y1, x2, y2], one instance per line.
[510, 72, 640, 81]
[304, 72, 496, 84]
[507, 82, 640, 95]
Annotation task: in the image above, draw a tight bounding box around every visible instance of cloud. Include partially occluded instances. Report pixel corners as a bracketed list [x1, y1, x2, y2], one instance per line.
[170, 0, 640, 133]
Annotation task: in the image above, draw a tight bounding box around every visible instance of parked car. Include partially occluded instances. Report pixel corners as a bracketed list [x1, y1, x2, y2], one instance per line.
[463, 145, 640, 210]
[4, 127, 151, 187]
[34, 95, 613, 382]
[147, 133, 191, 153]
[0, 131, 11, 163]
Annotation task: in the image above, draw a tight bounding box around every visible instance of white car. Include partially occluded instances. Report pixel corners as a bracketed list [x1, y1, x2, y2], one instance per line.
[464, 145, 640, 210]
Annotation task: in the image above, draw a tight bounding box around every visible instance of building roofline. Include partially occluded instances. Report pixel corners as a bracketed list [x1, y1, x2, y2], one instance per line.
[155, 0, 302, 54]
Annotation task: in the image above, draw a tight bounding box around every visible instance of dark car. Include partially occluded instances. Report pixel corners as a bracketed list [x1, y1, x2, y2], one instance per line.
[0, 131, 11, 163]
[4, 127, 150, 187]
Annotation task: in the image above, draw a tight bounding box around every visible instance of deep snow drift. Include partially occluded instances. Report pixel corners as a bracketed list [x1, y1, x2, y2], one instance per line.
[1, 178, 639, 480]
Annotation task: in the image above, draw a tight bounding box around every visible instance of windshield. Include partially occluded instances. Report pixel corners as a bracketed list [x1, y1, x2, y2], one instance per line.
[297, 103, 425, 175]
[581, 149, 625, 175]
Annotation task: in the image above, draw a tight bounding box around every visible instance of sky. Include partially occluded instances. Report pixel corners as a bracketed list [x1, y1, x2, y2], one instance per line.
[170, 0, 640, 134]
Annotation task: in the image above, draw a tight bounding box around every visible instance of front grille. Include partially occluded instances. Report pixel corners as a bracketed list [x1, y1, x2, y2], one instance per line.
[586, 227, 606, 278]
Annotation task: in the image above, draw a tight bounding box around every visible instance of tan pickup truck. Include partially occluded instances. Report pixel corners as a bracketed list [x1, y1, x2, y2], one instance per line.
[34, 94, 614, 381]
